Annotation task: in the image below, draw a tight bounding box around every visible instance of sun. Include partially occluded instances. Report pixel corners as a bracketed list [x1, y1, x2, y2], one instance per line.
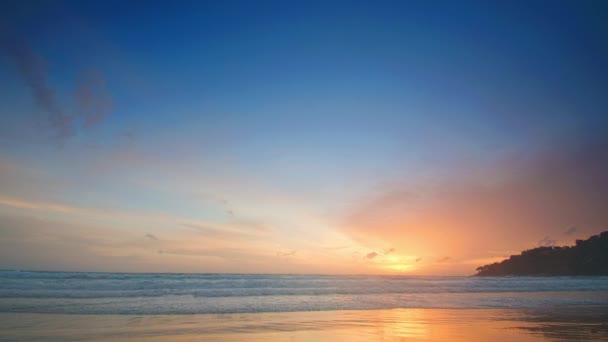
[383, 263, 417, 273]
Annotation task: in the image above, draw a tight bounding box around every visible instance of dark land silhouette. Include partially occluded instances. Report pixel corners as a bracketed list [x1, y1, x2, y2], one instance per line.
[475, 231, 608, 276]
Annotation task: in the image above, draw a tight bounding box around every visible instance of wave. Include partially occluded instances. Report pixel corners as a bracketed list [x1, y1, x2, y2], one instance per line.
[1, 272, 608, 314]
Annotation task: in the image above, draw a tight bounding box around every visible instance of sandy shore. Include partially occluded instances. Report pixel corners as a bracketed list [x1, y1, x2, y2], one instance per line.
[1, 307, 607, 341]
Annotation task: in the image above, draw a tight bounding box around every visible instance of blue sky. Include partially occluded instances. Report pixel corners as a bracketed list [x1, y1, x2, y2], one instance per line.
[0, 0, 607, 274]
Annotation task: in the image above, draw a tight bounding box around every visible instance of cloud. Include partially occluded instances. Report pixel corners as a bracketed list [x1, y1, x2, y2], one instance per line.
[564, 227, 577, 235]
[145, 233, 158, 240]
[154, 247, 271, 262]
[4, 38, 74, 139]
[365, 251, 378, 259]
[218, 198, 236, 218]
[76, 69, 112, 128]
[2, 35, 113, 142]
[537, 236, 556, 247]
[415, 257, 422, 262]
[179, 220, 268, 241]
[437, 256, 451, 263]
[0, 196, 78, 213]
[384, 248, 395, 255]
[0, 194, 177, 227]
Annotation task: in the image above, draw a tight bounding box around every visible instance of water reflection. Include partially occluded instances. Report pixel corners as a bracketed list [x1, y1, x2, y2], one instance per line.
[512, 307, 608, 341]
[1, 307, 607, 341]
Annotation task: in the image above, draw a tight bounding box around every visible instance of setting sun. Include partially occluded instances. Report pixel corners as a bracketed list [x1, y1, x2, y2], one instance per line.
[383, 263, 418, 273]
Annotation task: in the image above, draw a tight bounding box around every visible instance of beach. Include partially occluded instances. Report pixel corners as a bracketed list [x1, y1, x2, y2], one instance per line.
[1, 307, 607, 341]
[1, 272, 608, 341]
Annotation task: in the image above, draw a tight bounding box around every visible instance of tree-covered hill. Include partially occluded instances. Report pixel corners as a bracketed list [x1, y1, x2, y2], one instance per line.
[475, 231, 608, 276]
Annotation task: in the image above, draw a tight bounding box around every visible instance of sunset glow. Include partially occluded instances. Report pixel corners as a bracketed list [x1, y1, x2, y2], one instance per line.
[1, 0, 607, 276]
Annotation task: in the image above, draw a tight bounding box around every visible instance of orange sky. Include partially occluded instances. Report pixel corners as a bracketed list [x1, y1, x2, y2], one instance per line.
[1, 137, 606, 275]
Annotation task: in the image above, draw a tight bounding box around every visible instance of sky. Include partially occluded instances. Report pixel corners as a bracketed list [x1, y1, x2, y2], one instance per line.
[0, 0, 607, 275]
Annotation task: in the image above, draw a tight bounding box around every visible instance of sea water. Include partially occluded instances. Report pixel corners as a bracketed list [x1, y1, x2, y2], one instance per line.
[1, 271, 607, 315]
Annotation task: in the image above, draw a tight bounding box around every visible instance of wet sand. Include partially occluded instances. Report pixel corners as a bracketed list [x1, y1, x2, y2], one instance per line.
[1, 307, 607, 341]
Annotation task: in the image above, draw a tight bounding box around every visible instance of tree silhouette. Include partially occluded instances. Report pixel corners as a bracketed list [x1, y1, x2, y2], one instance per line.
[476, 231, 608, 276]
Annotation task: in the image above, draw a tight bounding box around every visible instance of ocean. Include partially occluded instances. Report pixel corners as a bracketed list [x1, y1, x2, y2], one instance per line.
[1, 271, 608, 314]
[1, 271, 607, 341]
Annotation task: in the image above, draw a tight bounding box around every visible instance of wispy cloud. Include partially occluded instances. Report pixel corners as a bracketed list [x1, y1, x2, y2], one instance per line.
[4, 39, 74, 139]
[0, 196, 78, 213]
[76, 69, 112, 128]
[365, 251, 378, 259]
[179, 221, 267, 241]
[564, 227, 577, 235]
[2, 36, 113, 142]
[145, 233, 158, 240]
[219, 198, 236, 218]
